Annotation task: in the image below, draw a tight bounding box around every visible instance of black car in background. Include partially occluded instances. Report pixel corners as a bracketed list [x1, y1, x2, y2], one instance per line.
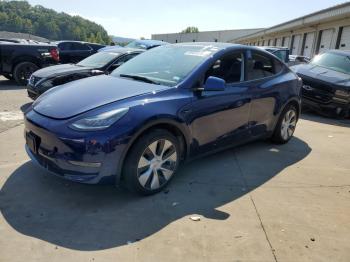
[125, 39, 168, 50]
[291, 50, 350, 117]
[0, 42, 59, 85]
[53, 41, 106, 63]
[27, 47, 143, 99]
[289, 55, 310, 66]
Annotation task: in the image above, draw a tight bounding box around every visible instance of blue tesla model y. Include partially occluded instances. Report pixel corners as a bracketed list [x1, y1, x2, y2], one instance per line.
[24, 43, 302, 195]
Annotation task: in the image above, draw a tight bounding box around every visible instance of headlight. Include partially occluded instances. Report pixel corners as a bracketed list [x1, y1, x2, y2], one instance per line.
[69, 108, 129, 131]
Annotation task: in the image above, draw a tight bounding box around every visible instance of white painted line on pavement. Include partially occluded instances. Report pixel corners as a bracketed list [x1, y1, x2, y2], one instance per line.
[0, 111, 23, 121]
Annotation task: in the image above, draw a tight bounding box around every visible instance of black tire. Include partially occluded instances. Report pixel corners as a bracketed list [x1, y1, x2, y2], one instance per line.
[123, 129, 181, 195]
[271, 104, 298, 144]
[13, 62, 39, 86]
[2, 74, 14, 80]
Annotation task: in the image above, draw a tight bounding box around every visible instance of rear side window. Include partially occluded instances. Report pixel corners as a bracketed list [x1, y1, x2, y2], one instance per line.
[116, 53, 139, 64]
[246, 52, 276, 81]
[58, 42, 72, 51]
[71, 43, 91, 51]
[273, 50, 288, 63]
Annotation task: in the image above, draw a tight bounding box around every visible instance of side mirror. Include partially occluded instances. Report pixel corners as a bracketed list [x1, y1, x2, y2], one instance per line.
[203, 76, 226, 91]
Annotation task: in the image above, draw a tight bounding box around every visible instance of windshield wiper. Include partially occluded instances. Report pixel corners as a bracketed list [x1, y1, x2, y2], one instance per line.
[119, 74, 160, 85]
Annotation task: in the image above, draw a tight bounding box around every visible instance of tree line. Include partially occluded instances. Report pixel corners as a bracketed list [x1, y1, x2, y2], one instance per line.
[0, 0, 110, 44]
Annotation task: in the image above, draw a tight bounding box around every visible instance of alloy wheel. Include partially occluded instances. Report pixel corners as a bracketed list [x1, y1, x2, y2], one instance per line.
[281, 109, 297, 140]
[137, 139, 178, 190]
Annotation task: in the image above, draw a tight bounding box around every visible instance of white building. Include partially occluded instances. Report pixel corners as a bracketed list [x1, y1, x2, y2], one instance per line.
[151, 28, 263, 44]
[232, 2, 350, 58]
[152, 3, 350, 58]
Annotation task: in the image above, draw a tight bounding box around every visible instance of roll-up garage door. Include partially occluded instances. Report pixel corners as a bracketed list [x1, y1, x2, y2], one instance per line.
[283, 36, 291, 48]
[339, 26, 350, 50]
[291, 34, 302, 55]
[303, 32, 315, 58]
[276, 38, 282, 46]
[319, 29, 334, 53]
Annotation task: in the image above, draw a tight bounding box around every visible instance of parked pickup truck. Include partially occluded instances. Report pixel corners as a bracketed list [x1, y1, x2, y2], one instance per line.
[0, 42, 59, 85]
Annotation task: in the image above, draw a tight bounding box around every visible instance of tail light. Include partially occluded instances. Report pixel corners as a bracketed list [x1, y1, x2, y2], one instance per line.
[50, 48, 60, 62]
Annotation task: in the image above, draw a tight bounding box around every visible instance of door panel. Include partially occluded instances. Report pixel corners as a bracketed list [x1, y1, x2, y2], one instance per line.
[190, 86, 251, 154]
[189, 51, 254, 155]
[291, 34, 301, 55]
[283, 36, 290, 48]
[319, 29, 334, 53]
[276, 38, 282, 46]
[249, 83, 279, 136]
[245, 51, 283, 136]
[339, 26, 350, 50]
[303, 32, 315, 57]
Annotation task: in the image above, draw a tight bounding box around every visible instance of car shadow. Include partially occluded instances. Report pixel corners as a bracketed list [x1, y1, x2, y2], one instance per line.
[0, 79, 24, 90]
[301, 111, 350, 128]
[0, 137, 311, 251]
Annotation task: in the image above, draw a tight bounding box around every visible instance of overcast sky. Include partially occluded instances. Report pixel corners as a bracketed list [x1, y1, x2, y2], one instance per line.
[27, 0, 346, 39]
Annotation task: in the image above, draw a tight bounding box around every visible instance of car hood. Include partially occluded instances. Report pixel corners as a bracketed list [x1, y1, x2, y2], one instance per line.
[291, 64, 350, 88]
[33, 64, 94, 78]
[33, 75, 170, 119]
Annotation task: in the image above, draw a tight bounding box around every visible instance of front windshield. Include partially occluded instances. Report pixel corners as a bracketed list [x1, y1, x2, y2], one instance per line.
[111, 44, 217, 86]
[77, 52, 120, 68]
[311, 52, 350, 75]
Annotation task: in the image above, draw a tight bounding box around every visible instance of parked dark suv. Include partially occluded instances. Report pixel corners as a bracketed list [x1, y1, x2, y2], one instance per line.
[291, 50, 350, 117]
[53, 41, 106, 63]
[27, 47, 143, 99]
[0, 42, 59, 85]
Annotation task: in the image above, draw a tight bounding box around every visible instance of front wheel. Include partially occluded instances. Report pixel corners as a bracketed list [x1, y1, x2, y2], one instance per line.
[123, 129, 181, 195]
[13, 62, 39, 86]
[271, 105, 298, 144]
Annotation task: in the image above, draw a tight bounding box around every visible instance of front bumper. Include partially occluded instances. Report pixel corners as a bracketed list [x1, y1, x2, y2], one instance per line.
[299, 75, 350, 117]
[25, 144, 101, 182]
[24, 111, 126, 184]
[302, 94, 350, 116]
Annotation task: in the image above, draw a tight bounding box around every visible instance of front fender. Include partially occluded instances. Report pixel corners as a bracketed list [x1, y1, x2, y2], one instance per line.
[114, 117, 192, 185]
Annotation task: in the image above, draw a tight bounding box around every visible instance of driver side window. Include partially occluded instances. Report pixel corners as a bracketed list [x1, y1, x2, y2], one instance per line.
[116, 53, 138, 64]
[108, 53, 139, 73]
[205, 52, 244, 84]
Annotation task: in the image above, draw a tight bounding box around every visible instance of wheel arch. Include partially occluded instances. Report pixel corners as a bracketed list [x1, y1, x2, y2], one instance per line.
[115, 118, 191, 185]
[12, 56, 41, 73]
[284, 97, 301, 120]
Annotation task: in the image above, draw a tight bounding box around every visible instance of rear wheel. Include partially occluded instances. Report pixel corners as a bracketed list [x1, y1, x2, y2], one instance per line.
[13, 62, 39, 86]
[123, 129, 180, 195]
[271, 104, 298, 144]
